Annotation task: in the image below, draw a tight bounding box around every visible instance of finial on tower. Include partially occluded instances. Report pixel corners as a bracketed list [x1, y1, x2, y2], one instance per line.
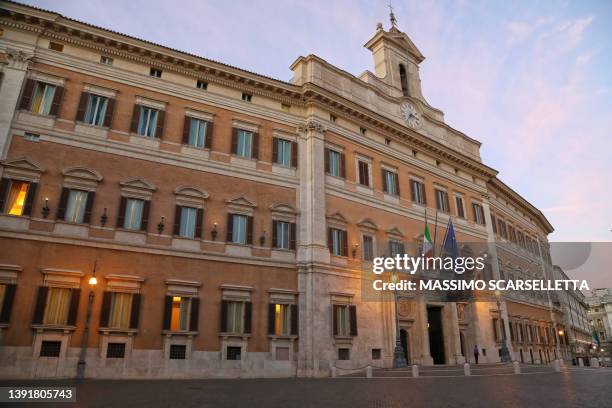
[388, 3, 398, 28]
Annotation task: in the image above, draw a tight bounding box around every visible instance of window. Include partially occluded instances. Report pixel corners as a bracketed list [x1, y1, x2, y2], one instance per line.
[64, 189, 89, 223]
[362, 235, 374, 261]
[178, 206, 198, 239]
[435, 189, 450, 212]
[225, 301, 245, 333]
[43, 287, 72, 325]
[235, 129, 254, 158]
[123, 198, 144, 230]
[150, 68, 162, 78]
[137, 106, 159, 138]
[83, 94, 109, 126]
[333, 304, 357, 337]
[108, 292, 133, 329]
[230, 214, 248, 244]
[273, 304, 292, 336]
[338, 348, 350, 360]
[389, 240, 405, 257]
[30, 82, 57, 115]
[359, 127, 367, 135]
[48, 42, 64, 52]
[330, 114, 337, 123]
[169, 344, 187, 360]
[399, 64, 409, 96]
[328, 228, 347, 257]
[372, 348, 382, 360]
[385, 138, 391, 146]
[196, 80, 208, 90]
[491, 215, 498, 234]
[410, 180, 426, 204]
[274, 138, 294, 167]
[508, 225, 517, 243]
[227, 346, 242, 360]
[492, 318, 500, 342]
[357, 160, 370, 186]
[100, 56, 113, 65]
[273, 220, 295, 250]
[170, 296, 191, 331]
[106, 343, 126, 359]
[325, 148, 344, 178]
[281, 103, 290, 112]
[188, 118, 208, 148]
[382, 170, 399, 195]
[2, 180, 33, 216]
[498, 219, 507, 239]
[24, 132, 40, 142]
[472, 203, 485, 225]
[241, 93, 252, 102]
[455, 196, 465, 218]
[40, 341, 62, 357]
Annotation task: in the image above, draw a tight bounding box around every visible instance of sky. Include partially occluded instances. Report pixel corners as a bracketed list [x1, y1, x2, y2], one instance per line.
[20, 0, 612, 244]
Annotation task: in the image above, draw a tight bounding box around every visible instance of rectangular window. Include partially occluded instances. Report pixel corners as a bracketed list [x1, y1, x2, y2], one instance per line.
[83, 94, 109, 126]
[100, 56, 113, 65]
[327, 150, 342, 177]
[40, 341, 62, 357]
[231, 214, 248, 244]
[275, 139, 293, 167]
[335, 305, 350, 337]
[188, 117, 208, 148]
[338, 348, 350, 360]
[170, 296, 191, 331]
[383, 170, 398, 195]
[4, 180, 30, 216]
[227, 346, 242, 360]
[509, 226, 517, 243]
[30, 82, 57, 115]
[498, 220, 507, 239]
[169, 344, 187, 360]
[491, 215, 498, 234]
[65, 190, 88, 223]
[137, 106, 159, 138]
[106, 343, 126, 359]
[236, 130, 254, 158]
[108, 292, 133, 329]
[0, 284, 5, 315]
[123, 198, 144, 230]
[43, 287, 71, 325]
[435, 189, 450, 212]
[372, 348, 381, 360]
[196, 80, 208, 90]
[275, 220, 290, 249]
[410, 180, 426, 204]
[492, 318, 500, 342]
[48, 42, 64, 52]
[150, 68, 162, 78]
[329, 228, 347, 256]
[472, 203, 485, 225]
[455, 196, 465, 218]
[241, 93, 252, 102]
[329, 114, 337, 123]
[389, 240, 405, 257]
[179, 206, 197, 239]
[362, 235, 374, 261]
[226, 301, 244, 333]
[274, 304, 291, 336]
[357, 160, 370, 186]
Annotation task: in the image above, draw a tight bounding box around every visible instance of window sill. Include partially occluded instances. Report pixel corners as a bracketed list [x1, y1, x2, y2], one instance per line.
[268, 335, 298, 340]
[333, 336, 354, 345]
[98, 327, 138, 335]
[130, 134, 160, 148]
[162, 330, 198, 337]
[31, 324, 76, 333]
[219, 332, 251, 339]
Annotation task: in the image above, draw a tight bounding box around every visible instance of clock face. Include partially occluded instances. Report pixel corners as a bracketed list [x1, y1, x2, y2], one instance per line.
[400, 102, 421, 129]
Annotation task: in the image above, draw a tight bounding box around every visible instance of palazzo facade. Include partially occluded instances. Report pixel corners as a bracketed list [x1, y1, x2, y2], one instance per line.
[0, 1, 566, 378]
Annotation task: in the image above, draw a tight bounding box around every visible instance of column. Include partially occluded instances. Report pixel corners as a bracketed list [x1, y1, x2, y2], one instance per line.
[417, 294, 433, 365]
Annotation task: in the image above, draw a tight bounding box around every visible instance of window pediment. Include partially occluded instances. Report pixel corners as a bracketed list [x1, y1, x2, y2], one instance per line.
[175, 186, 209, 208]
[226, 195, 256, 208]
[357, 218, 378, 231]
[120, 177, 156, 191]
[386, 227, 404, 238]
[62, 166, 103, 182]
[326, 211, 347, 224]
[1, 156, 45, 182]
[270, 203, 298, 215]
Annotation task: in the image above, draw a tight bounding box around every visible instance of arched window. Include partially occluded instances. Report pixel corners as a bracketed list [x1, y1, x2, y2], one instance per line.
[399, 64, 409, 96]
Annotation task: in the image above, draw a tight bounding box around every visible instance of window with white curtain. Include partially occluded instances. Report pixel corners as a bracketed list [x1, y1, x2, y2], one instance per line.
[108, 292, 133, 329]
[236, 130, 253, 157]
[123, 198, 144, 230]
[226, 301, 244, 333]
[275, 221, 290, 249]
[179, 207, 197, 239]
[43, 287, 71, 325]
[188, 118, 207, 148]
[30, 82, 56, 115]
[232, 214, 247, 244]
[84, 94, 109, 126]
[65, 190, 88, 223]
[137, 106, 158, 137]
[276, 139, 292, 166]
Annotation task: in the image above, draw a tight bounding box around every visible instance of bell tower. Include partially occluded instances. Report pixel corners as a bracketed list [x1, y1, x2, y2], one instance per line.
[364, 10, 426, 101]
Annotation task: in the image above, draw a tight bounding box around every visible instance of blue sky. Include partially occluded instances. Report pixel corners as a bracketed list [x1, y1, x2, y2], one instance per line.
[22, 0, 612, 242]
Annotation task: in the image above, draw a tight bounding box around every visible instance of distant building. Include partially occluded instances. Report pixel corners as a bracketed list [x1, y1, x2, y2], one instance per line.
[585, 288, 612, 359]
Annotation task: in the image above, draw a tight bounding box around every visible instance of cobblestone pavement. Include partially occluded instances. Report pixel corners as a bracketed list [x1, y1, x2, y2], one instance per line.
[1, 367, 611, 408]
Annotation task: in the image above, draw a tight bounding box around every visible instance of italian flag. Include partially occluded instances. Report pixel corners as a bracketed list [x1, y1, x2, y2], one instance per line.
[423, 224, 433, 258]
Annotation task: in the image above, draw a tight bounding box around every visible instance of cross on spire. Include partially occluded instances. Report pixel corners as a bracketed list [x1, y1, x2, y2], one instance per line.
[388, 3, 398, 27]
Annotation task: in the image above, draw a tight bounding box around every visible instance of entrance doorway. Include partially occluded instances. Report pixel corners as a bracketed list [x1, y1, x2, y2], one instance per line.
[427, 306, 445, 364]
[400, 329, 411, 364]
[459, 332, 466, 358]
[520, 349, 524, 363]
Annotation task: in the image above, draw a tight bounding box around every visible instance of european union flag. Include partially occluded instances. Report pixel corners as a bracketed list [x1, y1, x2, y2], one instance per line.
[441, 218, 458, 259]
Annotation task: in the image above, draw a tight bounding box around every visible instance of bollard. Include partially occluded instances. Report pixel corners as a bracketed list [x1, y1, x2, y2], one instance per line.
[464, 362, 471, 376]
[591, 358, 599, 368]
[513, 361, 521, 374]
[412, 364, 419, 378]
[553, 359, 560, 372]
[366, 366, 372, 378]
[578, 358, 584, 367]
[331, 366, 337, 378]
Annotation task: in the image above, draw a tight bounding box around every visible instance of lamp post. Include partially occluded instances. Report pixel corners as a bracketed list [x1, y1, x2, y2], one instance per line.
[391, 270, 407, 368]
[76, 263, 97, 379]
[495, 290, 511, 362]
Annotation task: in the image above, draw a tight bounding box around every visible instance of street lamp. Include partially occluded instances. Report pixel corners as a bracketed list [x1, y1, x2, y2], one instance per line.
[494, 290, 511, 363]
[391, 270, 407, 368]
[77, 262, 98, 379]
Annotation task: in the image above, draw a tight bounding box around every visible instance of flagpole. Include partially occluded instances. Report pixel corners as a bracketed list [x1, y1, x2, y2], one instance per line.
[432, 210, 438, 257]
